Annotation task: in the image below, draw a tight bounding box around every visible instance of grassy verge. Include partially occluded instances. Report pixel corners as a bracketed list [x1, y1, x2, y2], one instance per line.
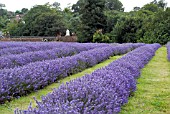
[0, 55, 122, 114]
[120, 47, 170, 114]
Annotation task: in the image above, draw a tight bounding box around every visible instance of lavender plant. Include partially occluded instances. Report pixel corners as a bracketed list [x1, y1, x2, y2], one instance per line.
[166, 42, 170, 61]
[16, 44, 161, 114]
[0, 43, 143, 104]
[0, 44, 109, 69]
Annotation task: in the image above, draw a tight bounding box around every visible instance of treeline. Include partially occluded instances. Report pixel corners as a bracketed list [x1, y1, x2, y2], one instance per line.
[0, 0, 170, 44]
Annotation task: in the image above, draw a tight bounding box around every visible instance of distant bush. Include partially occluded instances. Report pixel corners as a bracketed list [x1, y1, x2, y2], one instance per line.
[93, 30, 111, 43]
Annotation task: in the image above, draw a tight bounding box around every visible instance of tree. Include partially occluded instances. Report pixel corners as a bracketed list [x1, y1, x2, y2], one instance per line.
[138, 8, 170, 44]
[133, 7, 141, 11]
[72, 0, 85, 13]
[104, 10, 126, 33]
[105, 0, 124, 11]
[93, 29, 111, 43]
[151, 0, 167, 9]
[8, 21, 23, 36]
[109, 15, 143, 43]
[52, 2, 61, 10]
[0, 17, 6, 29]
[142, 0, 167, 12]
[142, 3, 159, 12]
[33, 12, 65, 36]
[15, 10, 23, 15]
[22, 5, 66, 36]
[72, 0, 124, 13]
[0, 3, 7, 16]
[78, 0, 107, 42]
[0, 3, 11, 32]
[21, 8, 28, 14]
[0, 3, 5, 9]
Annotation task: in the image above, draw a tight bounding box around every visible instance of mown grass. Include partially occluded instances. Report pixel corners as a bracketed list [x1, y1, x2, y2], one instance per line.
[120, 47, 170, 114]
[0, 55, 122, 114]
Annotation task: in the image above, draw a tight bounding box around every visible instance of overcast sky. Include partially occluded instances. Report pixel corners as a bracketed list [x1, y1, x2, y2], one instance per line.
[1, 0, 170, 12]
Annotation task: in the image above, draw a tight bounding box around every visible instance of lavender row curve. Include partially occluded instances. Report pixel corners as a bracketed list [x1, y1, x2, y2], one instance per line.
[0, 44, 142, 104]
[166, 42, 170, 61]
[0, 43, 112, 69]
[19, 43, 161, 114]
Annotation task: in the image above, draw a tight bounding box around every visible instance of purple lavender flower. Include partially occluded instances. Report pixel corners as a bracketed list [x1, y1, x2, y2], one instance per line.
[15, 43, 161, 113]
[0, 43, 144, 104]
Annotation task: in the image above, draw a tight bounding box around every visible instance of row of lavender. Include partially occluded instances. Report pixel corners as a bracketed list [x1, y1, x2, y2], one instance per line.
[0, 43, 144, 104]
[0, 42, 67, 49]
[0, 42, 66, 56]
[166, 42, 170, 61]
[0, 43, 144, 70]
[0, 42, 112, 57]
[17, 43, 161, 114]
[0, 43, 113, 69]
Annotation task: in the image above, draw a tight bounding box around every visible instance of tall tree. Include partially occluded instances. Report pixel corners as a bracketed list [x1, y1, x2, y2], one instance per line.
[33, 12, 65, 36]
[22, 5, 65, 36]
[138, 7, 170, 44]
[78, 0, 107, 42]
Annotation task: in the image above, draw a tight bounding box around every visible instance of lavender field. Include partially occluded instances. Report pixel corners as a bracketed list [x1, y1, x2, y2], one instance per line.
[1, 42, 170, 114]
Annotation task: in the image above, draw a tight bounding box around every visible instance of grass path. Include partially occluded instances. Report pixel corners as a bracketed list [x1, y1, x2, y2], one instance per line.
[0, 55, 122, 114]
[121, 47, 170, 114]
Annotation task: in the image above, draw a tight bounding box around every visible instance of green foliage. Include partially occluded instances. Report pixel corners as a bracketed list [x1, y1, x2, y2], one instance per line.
[78, 0, 107, 42]
[105, 0, 124, 11]
[105, 10, 126, 33]
[20, 5, 66, 36]
[72, 0, 124, 42]
[33, 12, 65, 36]
[21, 8, 28, 14]
[15, 8, 28, 15]
[62, 7, 75, 32]
[137, 7, 170, 45]
[93, 30, 111, 43]
[151, 0, 167, 9]
[142, 3, 160, 12]
[0, 4, 11, 31]
[105, 0, 169, 45]
[108, 15, 143, 43]
[0, 17, 7, 29]
[6, 20, 25, 36]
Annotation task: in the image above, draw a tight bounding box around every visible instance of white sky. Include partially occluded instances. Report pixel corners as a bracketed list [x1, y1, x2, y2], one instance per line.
[0, 0, 170, 12]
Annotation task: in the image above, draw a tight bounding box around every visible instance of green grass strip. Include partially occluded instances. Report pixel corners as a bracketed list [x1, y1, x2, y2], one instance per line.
[0, 55, 122, 114]
[120, 47, 170, 114]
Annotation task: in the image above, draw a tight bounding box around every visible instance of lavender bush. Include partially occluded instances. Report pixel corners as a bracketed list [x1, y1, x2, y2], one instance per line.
[166, 42, 170, 61]
[0, 42, 74, 50]
[0, 43, 111, 69]
[0, 42, 68, 56]
[0, 44, 143, 104]
[16, 43, 161, 114]
[0, 42, 105, 56]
